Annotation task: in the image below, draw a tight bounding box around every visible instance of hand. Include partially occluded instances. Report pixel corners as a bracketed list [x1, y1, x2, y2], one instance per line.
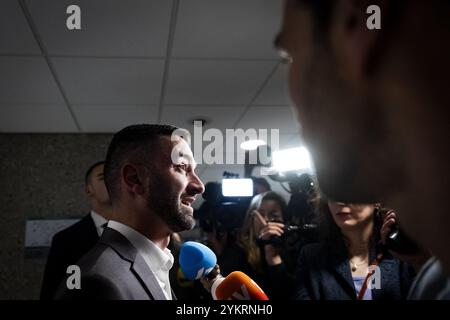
[256, 216, 285, 266]
[200, 264, 221, 293]
[380, 210, 431, 272]
[258, 221, 285, 241]
[380, 209, 397, 246]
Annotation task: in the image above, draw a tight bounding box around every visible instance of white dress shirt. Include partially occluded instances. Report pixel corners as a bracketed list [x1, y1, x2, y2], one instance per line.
[90, 210, 108, 237]
[107, 220, 174, 300]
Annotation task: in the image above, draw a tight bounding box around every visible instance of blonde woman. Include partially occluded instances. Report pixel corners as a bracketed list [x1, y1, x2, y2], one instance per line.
[238, 191, 295, 299]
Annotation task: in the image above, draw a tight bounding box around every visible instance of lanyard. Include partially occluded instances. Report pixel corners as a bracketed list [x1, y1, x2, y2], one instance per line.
[357, 252, 384, 300]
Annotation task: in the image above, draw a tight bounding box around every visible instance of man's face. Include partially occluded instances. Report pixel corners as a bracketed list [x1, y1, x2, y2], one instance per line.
[276, 0, 403, 203]
[87, 164, 111, 205]
[146, 136, 205, 233]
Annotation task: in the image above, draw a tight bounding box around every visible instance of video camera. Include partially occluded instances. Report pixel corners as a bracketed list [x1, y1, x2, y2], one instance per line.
[195, 172, 254, 234]
[240, 146, 320, 248]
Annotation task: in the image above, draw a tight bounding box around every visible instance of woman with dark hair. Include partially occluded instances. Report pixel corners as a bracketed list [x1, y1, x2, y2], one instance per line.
[294, 197, 427, 300]
[238, 191, 296, 299]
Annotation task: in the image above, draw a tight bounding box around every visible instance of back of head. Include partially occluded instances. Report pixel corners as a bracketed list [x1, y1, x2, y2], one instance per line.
[251, 177, 271, 194]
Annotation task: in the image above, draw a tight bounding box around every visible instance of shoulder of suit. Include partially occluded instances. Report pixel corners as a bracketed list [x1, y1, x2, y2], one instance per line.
[53, 214, 94, 240]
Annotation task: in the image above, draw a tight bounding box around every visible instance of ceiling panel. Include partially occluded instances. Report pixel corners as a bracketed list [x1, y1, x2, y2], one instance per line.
[236, 105, 299, 134]
[0, 57, 64, 104]
[51, 58, 165, 104]
[173, 0, 282, 59]
[253, 64, 292, 106]
[0, 0, 41, 54]
[165, 60, 276, 105]
[0, 104, 77, 132]
[160, 105, 246, 132]
[73, 104, 159, 133]
[25, 0, 173, 57]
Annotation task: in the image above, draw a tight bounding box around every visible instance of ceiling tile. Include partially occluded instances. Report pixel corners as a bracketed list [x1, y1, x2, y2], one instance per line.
[0, 104, 77, 132]
[0, 0, 41, 54]
[165, 60, 276, 105]
[173, 0, 282, 59]
[0, 57, 64, 104]
[25, 0, 173, 57]
[253, 64, 292, 106]
[236, 105, 299, 134]
[51, 58, 165, 104]
[73, 105, 159, 133]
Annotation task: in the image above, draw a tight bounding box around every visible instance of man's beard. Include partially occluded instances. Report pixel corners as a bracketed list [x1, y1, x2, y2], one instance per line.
[146, 179, 195, 233]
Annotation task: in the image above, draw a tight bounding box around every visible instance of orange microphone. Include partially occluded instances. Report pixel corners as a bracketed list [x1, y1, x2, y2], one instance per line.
[211, 271, 269, 300]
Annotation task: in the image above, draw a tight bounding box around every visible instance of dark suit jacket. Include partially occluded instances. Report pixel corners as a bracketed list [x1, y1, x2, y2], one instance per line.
[54, 227, 176, 300]
[40, 214, 99, 300]
[294, 242, 415, 300]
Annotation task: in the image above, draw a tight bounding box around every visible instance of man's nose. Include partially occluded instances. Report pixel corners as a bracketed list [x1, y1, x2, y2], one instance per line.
[188, 173, 205, 195]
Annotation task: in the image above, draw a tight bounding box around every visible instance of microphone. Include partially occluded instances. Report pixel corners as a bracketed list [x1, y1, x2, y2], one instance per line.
[211, 271, 269, 300]
[178, 241, 269, 300]
[179, 241, 217, 280]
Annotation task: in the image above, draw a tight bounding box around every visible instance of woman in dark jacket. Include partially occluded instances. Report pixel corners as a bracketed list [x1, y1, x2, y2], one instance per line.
[294, 198, 424, 300]
[238, 191, 296, 300]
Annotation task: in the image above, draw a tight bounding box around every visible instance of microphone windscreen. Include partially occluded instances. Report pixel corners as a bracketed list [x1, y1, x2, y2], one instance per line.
[179, 241, 217, 280]
[214, 271, 269, 300]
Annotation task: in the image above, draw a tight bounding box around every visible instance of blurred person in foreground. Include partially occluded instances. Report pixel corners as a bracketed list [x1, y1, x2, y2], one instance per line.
[275, 0, 450, 298]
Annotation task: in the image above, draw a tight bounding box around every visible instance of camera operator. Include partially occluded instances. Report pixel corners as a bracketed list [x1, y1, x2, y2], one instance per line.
[294, 197, 423, 300]
[238, 191, 295, 299]
[196, 182, 252, 277]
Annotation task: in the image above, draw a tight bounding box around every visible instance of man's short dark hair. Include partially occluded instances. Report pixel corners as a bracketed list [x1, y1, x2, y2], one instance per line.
[104, 124, 188, 203]
[85, 161, 105, 186]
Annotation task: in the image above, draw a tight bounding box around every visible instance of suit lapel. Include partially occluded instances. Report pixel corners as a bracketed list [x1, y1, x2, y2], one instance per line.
[99, 227, 169, 300]
[171, 288, 177, 300]
[131, 253, 167, 300]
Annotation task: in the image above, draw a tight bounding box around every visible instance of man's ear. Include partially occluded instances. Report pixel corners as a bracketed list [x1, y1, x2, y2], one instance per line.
[121, 164, 146, 196]
[331, 0, 388, 87]
[85, 184, 93, 197]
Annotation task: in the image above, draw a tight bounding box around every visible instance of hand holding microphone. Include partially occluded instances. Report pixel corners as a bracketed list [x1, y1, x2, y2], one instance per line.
[200, 264, 221, 293]
[179, 241, 269, 300]
[210, 271, 269, 300]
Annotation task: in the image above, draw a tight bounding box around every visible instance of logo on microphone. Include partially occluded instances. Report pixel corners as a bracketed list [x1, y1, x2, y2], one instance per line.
[230, 284, 251, 300]
[195, 267, 214, 280]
